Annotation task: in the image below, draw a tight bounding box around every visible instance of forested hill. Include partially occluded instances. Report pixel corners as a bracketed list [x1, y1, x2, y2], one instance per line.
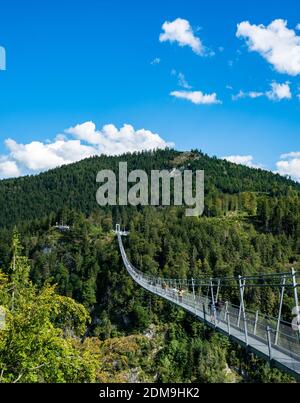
[0, 149, 298, 228]
[0, 149, 299, 383]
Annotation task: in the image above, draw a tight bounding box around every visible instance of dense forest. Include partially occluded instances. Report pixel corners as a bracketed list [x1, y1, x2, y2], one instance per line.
[0, 149, 298, 228]
[0, 149, 299, 383]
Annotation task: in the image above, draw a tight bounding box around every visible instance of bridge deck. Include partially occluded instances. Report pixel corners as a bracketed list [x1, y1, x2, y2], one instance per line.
[117, 232, 300, 380]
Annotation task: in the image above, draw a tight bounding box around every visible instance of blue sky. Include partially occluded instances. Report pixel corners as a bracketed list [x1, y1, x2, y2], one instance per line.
[0, 0, 300, 180]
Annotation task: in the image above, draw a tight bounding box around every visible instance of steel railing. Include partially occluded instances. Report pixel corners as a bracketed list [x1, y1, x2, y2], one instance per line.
[117, 231, 300, 376]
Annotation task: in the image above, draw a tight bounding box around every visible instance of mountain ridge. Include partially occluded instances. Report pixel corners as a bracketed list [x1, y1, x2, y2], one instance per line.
[0, 149, 298, 228]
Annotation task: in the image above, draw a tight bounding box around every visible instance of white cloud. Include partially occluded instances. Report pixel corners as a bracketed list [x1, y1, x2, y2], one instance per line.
[0, 122, 174, 178]
[170, 90, 221, 105]
[248, 91, 265, 99]
[5, 138, 96, 171]
[66, 122, 173, 155]
[276, 152, 300, 182]
[281, 151, 300, 159]
[177, 72, 192, 89]
[224, 152, 300, 182]
[159, 18, 205, 55]
[65, 122, 102, 146]
[222, 155, 263, 169]
[151, 58, 161, 65]
[231, 91, 244, 101]
[232, 82, 292, 101]
[0, 160, 20, 179]
[0, 46, 6, 71]
[232, 90, 264, 101]
[237, 19, 300, 76]
[171, 70, 192, 89]
[266, 81, 292, 100]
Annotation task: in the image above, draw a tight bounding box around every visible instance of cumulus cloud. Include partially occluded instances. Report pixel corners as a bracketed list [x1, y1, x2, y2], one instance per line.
[159, 18, 205, 55]
[237, 19, 300, 76]
[232, 82, 292, 101]
[5, 138, 96, 172]
[222, 155, 263, 169]
[0, 160, 20, 178]
[0, 122, 174, 179]
[170, 90, 221, 105]
[223, 152, 300, 182]
[266, 81, 292, 100]
[276, 152, 300, 182]
[67, 122, 174, 155]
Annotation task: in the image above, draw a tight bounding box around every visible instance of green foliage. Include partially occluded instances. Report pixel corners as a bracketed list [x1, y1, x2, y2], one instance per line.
[0, 150, 299, 383]
[0, 233, 97, 382]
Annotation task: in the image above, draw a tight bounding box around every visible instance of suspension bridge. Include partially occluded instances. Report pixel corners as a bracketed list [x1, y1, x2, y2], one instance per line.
[116, 224, 300, 380]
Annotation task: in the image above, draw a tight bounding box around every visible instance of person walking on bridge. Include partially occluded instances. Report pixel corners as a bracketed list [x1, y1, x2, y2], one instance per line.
[178, 288, 184, 303]
[209, 300, 216, 323]
[215, 300, 223, 323]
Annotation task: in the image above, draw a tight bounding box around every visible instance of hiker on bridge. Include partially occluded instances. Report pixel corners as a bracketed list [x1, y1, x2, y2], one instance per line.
[178, 288, 184, 303]
[215, 300, 223, 323]
[209, 301, 216, 323]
